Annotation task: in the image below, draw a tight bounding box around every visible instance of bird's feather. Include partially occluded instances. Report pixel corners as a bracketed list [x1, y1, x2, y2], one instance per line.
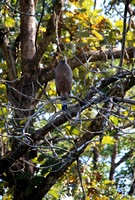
[55, 58, 72, 111]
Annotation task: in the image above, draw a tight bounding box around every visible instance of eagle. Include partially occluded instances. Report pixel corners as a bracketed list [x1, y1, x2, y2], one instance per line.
[55, 57, 72, 111]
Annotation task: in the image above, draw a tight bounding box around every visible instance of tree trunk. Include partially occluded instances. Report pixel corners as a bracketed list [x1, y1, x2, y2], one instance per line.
[11, 1, 37, 199]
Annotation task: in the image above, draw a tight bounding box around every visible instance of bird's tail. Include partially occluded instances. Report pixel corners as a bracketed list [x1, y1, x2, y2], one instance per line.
[61, 99, 67, 111]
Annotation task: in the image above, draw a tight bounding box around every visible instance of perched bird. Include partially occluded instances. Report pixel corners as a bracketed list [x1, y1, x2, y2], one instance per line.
[55, 57, 72, 111]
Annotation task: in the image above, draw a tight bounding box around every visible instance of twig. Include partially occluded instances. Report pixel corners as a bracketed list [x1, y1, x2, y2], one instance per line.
[3, 0, 35, 16]
[76, 158, 86, 200]
[118, 0, 130, 73]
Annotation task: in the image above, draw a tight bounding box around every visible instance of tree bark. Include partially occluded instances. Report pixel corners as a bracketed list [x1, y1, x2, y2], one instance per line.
[93, 146, 99, 170]
[12, 1, 37, 199]
[38, 46, 135, 85]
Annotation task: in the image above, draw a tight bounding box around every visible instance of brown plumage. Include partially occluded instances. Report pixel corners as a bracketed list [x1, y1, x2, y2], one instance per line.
[55, 58, 72, 111]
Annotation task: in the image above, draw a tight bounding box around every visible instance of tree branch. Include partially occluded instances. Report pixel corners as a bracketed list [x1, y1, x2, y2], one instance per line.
[118, 0, 130, 72]
[0, 70, 135, 198]
[34, 0, 64, 63]
[39, 46, 135, 85]
[128, 168, 135, 196]
[115, 148, 134, 168]
[20, 0, 36, 76]
[113, 96, 135, 105]
[0, 31, 17, 81]
[109, 134, 118, 180]
[0, 71, 135, 175]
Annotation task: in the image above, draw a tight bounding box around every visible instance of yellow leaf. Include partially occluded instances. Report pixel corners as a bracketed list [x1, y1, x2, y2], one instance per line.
[65, 11, 74, 17]
[40, 26, 46, 32]
[91, 16, 112, 30]
[103, 180, 113, 184]
[91, 46, 97, 50]
[5, 17, 15, 27]
[3, 194, 13, 200]
[71, 127, 80, 136]
[100, 197, 109, 200]
[69, 1, 80, 8]
[73, 67, 79, 78]
[71, 17, 76, 22]
[115, 20, 123, 31]
[131, 0, 135, 4]
[92, 30, 104, 41]
[68, 174, 77, 183]
[61, 38, 70, 43]
[102, 136, 116, 145]
[120, 197, 128, 200]
[82, 22, 88, 28]
[75, 12, 88, 21]
[81, 38, 88, 43]
[110, 116, 119, 125]
[82, 0, 94, 15]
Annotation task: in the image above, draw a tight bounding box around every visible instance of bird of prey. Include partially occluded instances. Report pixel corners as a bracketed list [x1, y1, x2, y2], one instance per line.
[55, 57, 72, 111]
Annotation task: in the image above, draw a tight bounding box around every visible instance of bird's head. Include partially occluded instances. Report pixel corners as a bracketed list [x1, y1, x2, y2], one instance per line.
[59, 56, 67, 64]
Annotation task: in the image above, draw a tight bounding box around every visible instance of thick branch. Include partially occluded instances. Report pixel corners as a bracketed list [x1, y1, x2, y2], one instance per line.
[0, 142, 29, 174]
[0, 32, 17, 80]
[39, 46, 135, 85]
[25, 134, 95, 200]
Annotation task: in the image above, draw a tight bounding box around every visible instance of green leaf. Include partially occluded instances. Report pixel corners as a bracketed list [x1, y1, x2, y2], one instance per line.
[131, 0, 135, 5]
[110, 116, 119, 125]
[70, 127, 80, 136]
[75, 30, 89, 38]
[5, 17, 15, 27]
[77, 42, 87, 47]
[48, 188, 59, 198]
[0, 63, 7, 69]
[73, 68, 79, 79]
[12, 0, 17, 5]
[65, 43, 76, 52]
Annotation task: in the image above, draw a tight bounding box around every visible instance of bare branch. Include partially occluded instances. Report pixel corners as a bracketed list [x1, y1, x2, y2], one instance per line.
[0, 32, 17, 80]
[128, 168, 135, 195]
[34, 0, 63, 63]
[109, 134, 118, 180]
[76, 158, 86, 200]
[115, 148, 134, 168]
[118, 0, 130, 72]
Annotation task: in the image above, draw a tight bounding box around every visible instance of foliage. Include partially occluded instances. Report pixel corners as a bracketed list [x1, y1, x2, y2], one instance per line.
[0, 0, 135, 199]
